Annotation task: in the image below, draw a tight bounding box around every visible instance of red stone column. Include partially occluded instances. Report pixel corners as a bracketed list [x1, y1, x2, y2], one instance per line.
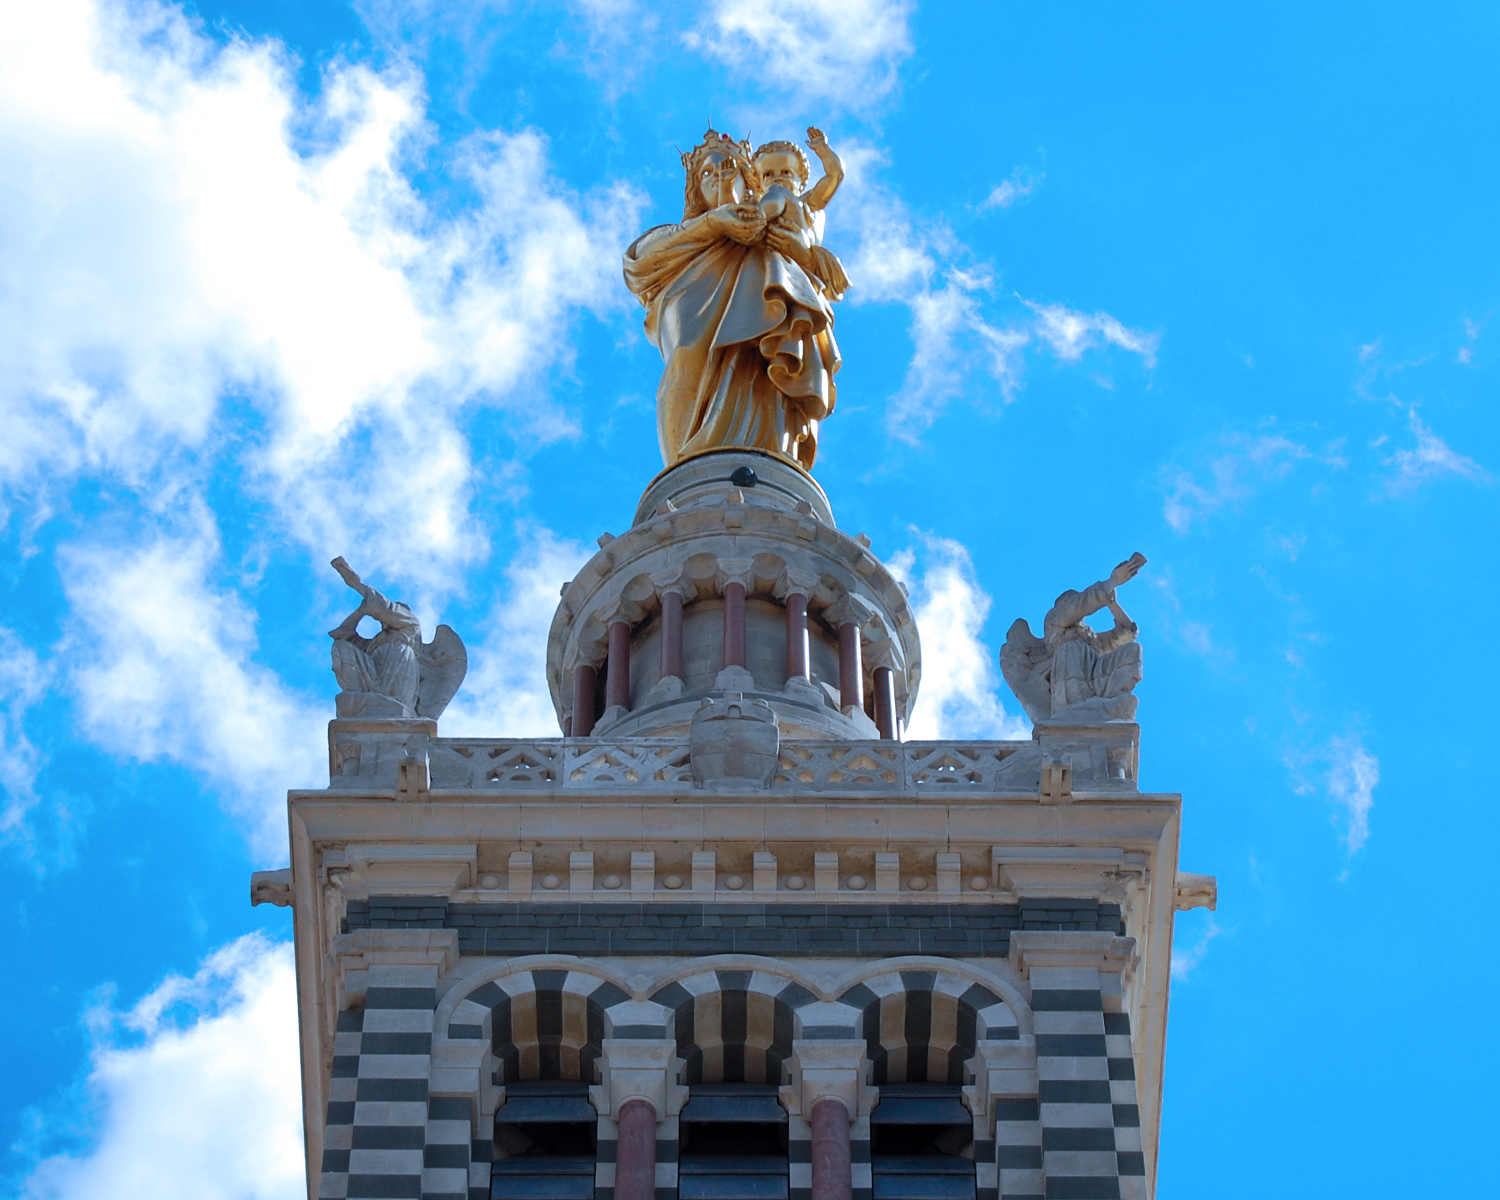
[571, 663, 597, 737]
[785, 592, 809, 683]
[723, 581, 747, 670]
[660, 590, 684, 680]
[837, 622, 862, 713]
[614, 1097, 658, 1200]
[873, 666, 897, 740]
[606, 620, 631, 711]
[810, 1097, 852, 1200]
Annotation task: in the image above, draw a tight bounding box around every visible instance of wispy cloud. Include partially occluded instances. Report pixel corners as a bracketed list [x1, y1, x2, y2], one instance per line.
[978, 168, 1043, 212]
[1023, 298, 1159, 366]
[834, 149, 1154, 441]
[1456, 316, 1483, 365]
[0, 627, 50, 843]
[685, 0, 914, 111]
[1171, 913, 1223, 979]
[886, 533, 1029, 741]
[442, 523, 593, 737]
[19, 935, 303, 1200]
[1161, 432, 1346, 533]
[1325, 734, 1379, 856]
[1381, 408, 1490, 495]
[59, 513, 326, 861]
[1285, 731, 1380, 859]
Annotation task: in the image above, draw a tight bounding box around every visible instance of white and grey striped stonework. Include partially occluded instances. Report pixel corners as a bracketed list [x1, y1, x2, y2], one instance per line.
[1030, 966, 1140, 1200]
[850, 1107, 872, 1200]
[787, 1113, 811, 1200]
[321, 963, 439, 1200]
[424, 1095, 472, 1200]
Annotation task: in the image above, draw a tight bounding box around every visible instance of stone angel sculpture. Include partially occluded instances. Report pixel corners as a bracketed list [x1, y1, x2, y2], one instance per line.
[1000, 553, 1147, 726]
[623, 126, 850, 472]
[328, 557, 467, 720]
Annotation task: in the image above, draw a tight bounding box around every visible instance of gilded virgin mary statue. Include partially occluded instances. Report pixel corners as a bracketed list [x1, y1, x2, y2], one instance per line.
[623, 127, 851, 472]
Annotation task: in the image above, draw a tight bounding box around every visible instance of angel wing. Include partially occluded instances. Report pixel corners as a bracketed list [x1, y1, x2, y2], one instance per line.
[415, 624, 468, 719]
[999, 617, 1052, 725]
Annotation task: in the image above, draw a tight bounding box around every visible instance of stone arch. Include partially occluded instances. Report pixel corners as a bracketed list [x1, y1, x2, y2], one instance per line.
[448, 966, 632, 1084]
[837, 969, 1017, 1086]
[651, 967, 814, 1085]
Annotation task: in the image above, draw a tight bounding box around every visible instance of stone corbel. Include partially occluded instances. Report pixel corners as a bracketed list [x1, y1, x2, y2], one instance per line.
[780, 1039, 872, 1123]
[1174, 872, 1218, 911]
[588, 1037, 686, 1119]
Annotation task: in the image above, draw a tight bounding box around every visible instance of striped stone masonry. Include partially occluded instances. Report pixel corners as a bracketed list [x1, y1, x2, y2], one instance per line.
[1008, 933, 1140, 1200]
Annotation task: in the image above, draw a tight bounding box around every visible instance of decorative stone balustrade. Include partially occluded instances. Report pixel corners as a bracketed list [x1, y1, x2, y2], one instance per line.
[326, 727, 1142, 796]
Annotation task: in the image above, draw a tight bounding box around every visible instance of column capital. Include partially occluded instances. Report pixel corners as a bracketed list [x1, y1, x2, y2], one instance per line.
[330, 927, 458, 1011]
[822, 592, 876, 630]
[715, 558, 755, 592]
[783, 1039, 872, 1121]
[1008, 931, 1137, 980]
[590, 1037, 686, 1119]
[651, 569, 693, 601]
[774, 568, 821, 602]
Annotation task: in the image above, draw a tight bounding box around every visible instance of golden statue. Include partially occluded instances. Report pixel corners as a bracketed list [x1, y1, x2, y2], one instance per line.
[624, 127, 850, 472]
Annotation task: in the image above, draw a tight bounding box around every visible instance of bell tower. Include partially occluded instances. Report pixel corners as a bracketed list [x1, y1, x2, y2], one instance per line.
[260, 444, 1213, 1200]
[260, 123, 1213, 1200]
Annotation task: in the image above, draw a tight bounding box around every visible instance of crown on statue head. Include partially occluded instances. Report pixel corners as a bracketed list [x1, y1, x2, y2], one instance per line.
[680, 128, 756, 177]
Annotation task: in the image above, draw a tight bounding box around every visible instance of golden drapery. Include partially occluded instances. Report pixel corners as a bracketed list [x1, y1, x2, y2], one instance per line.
[623, 225, 840, 471]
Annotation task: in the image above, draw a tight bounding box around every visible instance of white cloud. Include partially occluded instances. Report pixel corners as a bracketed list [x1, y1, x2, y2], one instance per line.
[1171, 913, 1222, 979]
[1325, 734, 1378, 856]
[686, 0, 914, 110]
[0, 626, 50, 840]
[978, 168, 1042, 212]
[1382, 408, 1490, 495]
[832, 149, 1154, 441]
[887, 533, 1029, 741]
[59, 514, 326, 860]
[442, 522, 593, 737]
[0, 0, 644, 585]
[1022, 297, 1158, 366]
[20, 934, 304, 1200]
[1161, 433, 1332, 533]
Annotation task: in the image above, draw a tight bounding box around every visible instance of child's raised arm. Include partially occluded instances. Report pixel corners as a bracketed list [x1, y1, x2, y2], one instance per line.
[803, 126, 844, 212]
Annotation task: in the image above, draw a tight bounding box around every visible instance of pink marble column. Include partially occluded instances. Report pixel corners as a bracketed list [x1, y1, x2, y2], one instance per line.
[873, 666, 897, 740]
[660, 591, 684, 680]
[606, 620, 631, 712]
[614, 1097, 658, 1200]
[810, 1097, 853, 1200]
[837, 622, 862, 713]
[571, 663, 597, 737]
[723, 581, 747, 670]
[785, 592, 809, 683]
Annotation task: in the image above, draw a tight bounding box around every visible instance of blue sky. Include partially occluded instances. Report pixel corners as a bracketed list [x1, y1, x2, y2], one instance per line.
[2, 1, 1496, 1196]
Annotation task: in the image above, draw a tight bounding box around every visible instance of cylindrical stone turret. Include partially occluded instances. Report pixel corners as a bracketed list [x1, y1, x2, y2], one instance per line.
[546, 450, 920, 740]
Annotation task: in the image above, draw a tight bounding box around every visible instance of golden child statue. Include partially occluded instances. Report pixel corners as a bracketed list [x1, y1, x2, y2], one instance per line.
[623, 127, 852, 472]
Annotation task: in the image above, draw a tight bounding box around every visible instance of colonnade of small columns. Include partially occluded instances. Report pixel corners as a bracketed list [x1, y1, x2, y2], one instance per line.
[567, 579, 900, 740]
[598, 1041, 862, 1200]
